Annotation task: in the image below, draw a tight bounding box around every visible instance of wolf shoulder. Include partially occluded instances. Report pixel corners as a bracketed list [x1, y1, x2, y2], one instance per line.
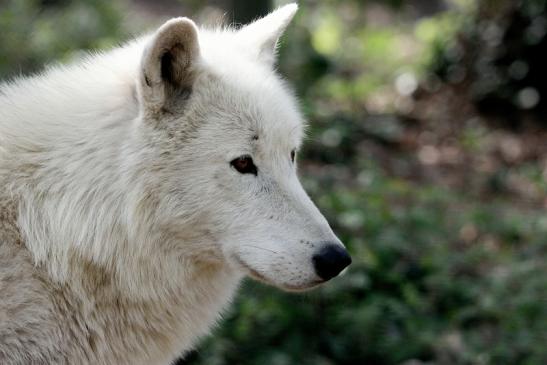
[0, 200, 67, 365]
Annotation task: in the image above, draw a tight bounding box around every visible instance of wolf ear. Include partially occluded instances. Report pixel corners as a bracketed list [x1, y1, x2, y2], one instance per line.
[139, 17, 200, 113]
[237, 3, 298, 66]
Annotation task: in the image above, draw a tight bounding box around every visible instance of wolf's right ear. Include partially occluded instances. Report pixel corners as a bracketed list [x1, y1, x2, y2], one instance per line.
[139, 17, 200, 114]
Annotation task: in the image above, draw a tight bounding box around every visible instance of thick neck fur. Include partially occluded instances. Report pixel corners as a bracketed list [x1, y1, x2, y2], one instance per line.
[0, 38, 241, 354]
[3, 40, 172, 294]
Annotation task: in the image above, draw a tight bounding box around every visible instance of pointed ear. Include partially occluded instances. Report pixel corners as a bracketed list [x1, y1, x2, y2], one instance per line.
[237, 3, 298, 66]
[139, 17, 200, 113]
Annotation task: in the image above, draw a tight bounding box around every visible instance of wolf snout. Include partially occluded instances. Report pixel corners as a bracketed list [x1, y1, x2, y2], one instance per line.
[312, 243, 352, 281]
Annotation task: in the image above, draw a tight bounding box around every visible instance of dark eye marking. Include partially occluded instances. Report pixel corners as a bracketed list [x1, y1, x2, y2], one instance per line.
[290, 149, 296, 163]
[230, 155, 257, 175]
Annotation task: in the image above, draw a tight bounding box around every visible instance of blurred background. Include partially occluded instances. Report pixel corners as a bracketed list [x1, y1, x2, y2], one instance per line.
[1, 0, 546, 364]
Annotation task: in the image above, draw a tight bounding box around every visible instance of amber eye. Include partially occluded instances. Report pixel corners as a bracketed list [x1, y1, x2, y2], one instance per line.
[230, 155, 257, 175]
[290, 149, 296, 163]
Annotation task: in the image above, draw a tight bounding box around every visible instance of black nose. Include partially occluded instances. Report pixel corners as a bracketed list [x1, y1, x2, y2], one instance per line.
[312, 244, 352, 281]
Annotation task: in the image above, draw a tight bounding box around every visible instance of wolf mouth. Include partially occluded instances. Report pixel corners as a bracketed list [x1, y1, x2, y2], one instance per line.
[233, 256, 323, 292]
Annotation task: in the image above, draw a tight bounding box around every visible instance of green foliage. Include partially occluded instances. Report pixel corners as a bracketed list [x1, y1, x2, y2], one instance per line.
[0, 0, 125, 79]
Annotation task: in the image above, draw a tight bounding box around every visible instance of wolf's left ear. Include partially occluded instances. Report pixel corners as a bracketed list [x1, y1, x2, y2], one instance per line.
[139, 17, 200, 113]
[237, 3, 298, 66]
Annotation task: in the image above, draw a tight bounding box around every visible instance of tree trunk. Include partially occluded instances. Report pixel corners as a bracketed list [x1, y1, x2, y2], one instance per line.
[229, 0, 271, 25]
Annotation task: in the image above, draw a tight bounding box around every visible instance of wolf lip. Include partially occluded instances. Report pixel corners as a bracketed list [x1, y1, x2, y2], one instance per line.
[233, 256, 323, 291]
[233, 256, 269, 283]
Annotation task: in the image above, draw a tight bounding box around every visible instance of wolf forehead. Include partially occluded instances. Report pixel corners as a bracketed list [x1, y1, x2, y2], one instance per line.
[195, 75, 304, 148]
[171, 29, 306, 150]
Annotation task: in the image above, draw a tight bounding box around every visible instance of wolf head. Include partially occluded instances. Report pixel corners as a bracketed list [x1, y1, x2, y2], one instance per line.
[135, 4, 351, 291]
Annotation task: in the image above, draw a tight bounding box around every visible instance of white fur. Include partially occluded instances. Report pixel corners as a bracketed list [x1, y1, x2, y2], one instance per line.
[0, 4, 345, 364]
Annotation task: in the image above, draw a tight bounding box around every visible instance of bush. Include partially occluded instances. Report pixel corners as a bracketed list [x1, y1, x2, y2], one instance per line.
[0, 0, 125, 79]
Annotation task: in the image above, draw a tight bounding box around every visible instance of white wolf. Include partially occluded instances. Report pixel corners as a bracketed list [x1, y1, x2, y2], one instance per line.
[0, 4, 351, 364]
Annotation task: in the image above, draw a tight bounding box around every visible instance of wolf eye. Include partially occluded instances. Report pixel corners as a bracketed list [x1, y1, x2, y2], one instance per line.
[290, 149, 296, 163]
[230, 155, 257, 175]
